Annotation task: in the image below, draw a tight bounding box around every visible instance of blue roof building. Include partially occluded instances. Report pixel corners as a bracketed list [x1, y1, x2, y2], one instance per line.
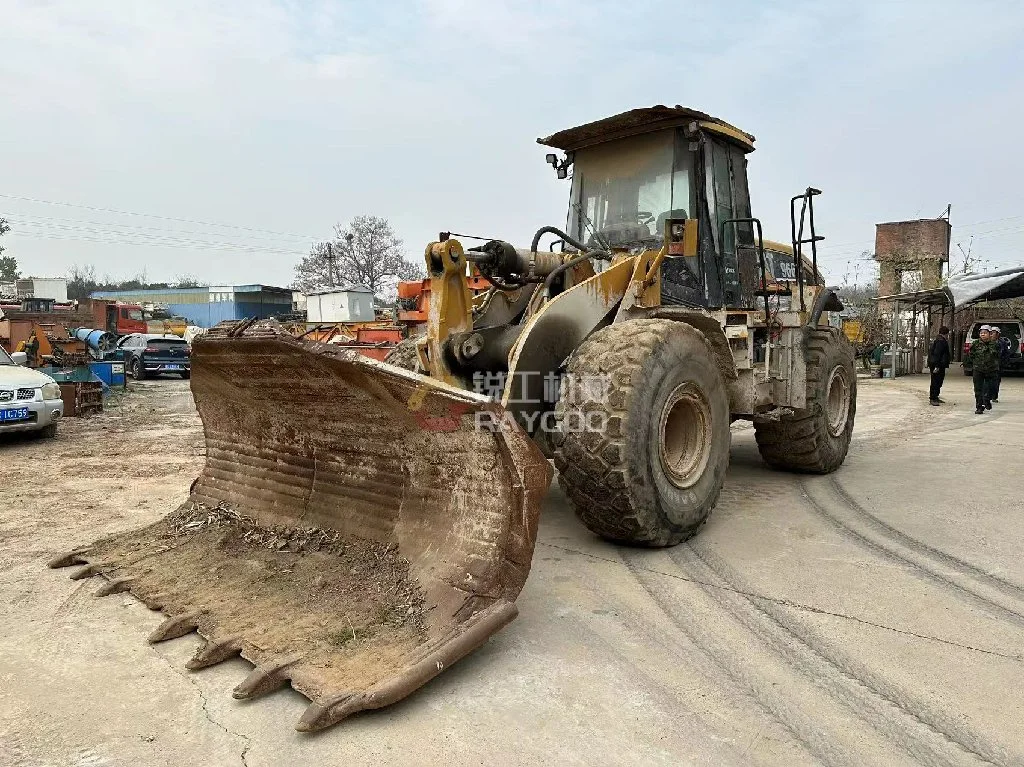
[90, 284, 293, 328]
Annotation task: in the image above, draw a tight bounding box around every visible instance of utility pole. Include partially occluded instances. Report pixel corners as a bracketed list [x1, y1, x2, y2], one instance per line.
[890, 300, 899, 379]
[325, 242, 337, 288]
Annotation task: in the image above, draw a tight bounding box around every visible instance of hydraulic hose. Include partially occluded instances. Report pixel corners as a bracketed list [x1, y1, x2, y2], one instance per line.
[529, 226, 589, 255]
[542, 251, 602, 292]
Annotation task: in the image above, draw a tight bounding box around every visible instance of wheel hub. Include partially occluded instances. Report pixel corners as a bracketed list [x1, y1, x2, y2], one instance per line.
[825, 365, 851, 437]
[659, 382, 712, 489]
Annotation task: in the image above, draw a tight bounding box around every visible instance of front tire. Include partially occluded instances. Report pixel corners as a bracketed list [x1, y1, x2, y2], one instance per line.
[754, 327, 856, 473]
[554, 319, 730, 547]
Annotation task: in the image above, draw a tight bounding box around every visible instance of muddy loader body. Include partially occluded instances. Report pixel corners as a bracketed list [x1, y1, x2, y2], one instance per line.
[52, 104, 856, 729]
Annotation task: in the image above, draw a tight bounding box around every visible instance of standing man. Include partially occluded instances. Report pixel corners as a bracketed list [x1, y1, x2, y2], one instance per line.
[927, 325, 951, 405]
[966, 325, 999, 414]
[989, 326, 1011, 402]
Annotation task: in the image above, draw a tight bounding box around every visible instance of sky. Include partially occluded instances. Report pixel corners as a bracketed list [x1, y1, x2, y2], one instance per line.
[1, 0, 1023, 288]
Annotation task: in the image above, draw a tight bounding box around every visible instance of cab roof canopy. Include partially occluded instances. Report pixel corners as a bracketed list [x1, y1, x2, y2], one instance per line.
[538, 104, 756, 153]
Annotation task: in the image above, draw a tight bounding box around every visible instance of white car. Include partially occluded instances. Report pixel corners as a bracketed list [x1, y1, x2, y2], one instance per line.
[0, 347, 64, 437]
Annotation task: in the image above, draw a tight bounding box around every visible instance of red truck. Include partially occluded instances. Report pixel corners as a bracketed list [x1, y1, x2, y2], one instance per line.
[90, 299, 148, 337]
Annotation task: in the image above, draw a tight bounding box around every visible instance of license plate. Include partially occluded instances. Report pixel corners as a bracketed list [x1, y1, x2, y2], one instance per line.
[166, 364, 182, 370]
[0, 407, 30, 422]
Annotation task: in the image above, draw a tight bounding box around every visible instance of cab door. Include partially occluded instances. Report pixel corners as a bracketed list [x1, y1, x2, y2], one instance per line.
[697, 135, 753, 308]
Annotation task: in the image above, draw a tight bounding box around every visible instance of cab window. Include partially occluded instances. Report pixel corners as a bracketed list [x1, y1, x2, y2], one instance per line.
[705, 139, 752, 257]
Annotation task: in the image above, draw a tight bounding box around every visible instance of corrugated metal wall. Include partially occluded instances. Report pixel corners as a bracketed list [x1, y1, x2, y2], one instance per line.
[92, 289, 210, 305]
[90, 288, 293, 328]
[164, 302, 238, 328]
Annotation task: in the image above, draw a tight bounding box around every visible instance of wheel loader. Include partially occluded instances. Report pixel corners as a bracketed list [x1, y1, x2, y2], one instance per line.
[51, 105, 856, 731]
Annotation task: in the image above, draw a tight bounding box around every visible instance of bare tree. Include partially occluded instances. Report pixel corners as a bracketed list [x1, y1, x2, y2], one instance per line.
[950, 238, 988, 278]
[293, 216, 424, 299]
[67, 264, 99, 301]
[837, 255, 887, 366]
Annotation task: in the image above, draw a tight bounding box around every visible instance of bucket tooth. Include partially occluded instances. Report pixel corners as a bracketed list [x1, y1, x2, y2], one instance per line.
[295, 695, 369, 733]
[186, 636, 243, 670]
[69, 563, 102, 580]
[95, 577, 135, 597]
[296, 698, 351, 733]
[48, 550, 88, 569]
[295, 601, 520, 731]
[232, 655, 301, 700]
[148, 611, 201, 643]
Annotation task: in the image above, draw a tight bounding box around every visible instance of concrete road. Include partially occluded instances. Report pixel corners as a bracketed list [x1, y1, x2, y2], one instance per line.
[1, 374, 1021, 766]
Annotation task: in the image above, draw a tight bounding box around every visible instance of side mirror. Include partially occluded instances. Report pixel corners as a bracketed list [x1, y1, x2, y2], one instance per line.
[11, 351, 28, 366]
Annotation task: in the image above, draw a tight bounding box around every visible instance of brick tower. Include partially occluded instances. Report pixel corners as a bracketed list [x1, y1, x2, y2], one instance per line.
[874, 219, 951, 295]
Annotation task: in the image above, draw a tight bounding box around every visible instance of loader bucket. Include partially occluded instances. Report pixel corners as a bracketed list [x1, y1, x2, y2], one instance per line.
[49, 320, 551, 731]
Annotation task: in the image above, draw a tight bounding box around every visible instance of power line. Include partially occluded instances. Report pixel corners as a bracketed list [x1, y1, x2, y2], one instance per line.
[7, 219, 311, 254]
[1, 210, 315, 245]
[7, 230, 309, 257]
[0, 192, 321, 240]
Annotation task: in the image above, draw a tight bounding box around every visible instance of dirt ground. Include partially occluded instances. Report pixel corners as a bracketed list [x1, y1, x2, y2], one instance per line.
[1, 374, 1022, 766]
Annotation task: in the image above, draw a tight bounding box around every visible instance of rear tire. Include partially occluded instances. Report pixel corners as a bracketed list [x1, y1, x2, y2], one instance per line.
[554, 319, 730, 547]
[384, 339, 422, 372]
[754, 327, 856, 473]
[131, 358, 147, 380]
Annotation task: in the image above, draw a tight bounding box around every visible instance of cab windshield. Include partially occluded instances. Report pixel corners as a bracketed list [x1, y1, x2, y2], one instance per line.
[568, 129, 695, 249]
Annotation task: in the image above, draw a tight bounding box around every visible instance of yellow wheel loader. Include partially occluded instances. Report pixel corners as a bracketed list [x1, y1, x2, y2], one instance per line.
[51, 105, 856, 730]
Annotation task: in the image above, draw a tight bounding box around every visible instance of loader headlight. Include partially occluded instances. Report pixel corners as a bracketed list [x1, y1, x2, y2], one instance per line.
[41, 382, 61, 401]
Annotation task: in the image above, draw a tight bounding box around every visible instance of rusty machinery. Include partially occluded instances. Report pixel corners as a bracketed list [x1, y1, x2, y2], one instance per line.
[16, 322, 90, 368]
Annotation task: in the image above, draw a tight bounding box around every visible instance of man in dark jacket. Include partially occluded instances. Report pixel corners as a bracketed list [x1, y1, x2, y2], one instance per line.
[927, 326, 951, 405]
[989, 326, 1011, 402]
[966, 326, 1000, 414]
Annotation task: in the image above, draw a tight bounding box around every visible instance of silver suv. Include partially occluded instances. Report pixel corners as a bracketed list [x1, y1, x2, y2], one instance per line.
[0, 347, 65, 437]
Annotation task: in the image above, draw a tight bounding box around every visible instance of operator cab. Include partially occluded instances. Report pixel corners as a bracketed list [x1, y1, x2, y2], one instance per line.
[539, 105, 758, 309]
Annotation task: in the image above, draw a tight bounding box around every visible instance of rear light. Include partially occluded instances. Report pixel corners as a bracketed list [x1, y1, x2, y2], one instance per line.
[144, 347, 159, 353]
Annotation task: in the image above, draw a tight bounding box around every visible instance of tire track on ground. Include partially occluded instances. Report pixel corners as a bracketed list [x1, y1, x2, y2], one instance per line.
[552, 608, 782, 767]
[620, 553, 903, 766]
[677, 542, 1010, 766]
[801, 477, 1024, 629]
[849, 401, 1006, 455]
[828, 477, 1024, 602]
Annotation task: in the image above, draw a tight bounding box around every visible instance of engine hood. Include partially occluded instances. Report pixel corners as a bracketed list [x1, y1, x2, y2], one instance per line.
[0, 365, 56, 388]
